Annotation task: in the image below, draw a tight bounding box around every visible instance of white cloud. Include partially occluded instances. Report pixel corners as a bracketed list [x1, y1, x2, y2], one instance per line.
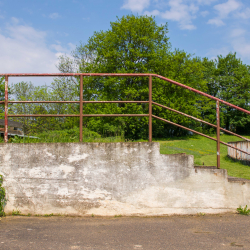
[200, 10, 209, 17]
[213, 0, 241, 18]
[0, 18, 73, 85]
[230, 28, 245, 37]
[232, 40, 250, 59]
[208, 28, 250, 63]
[49, 13, 60, 19]
[208, 0, 241, 26]
[143, 0, 217, 30]
[159, 0, 198, 30]
[236, 7, 250, 19]
[231, 32, 250, 60]
[144, 9, 160, 16]
[50, 42, 72, 53]
[122, 0, 234, 31]
[207, 46, 231, 59]
[195, 0, 217, 4]
[121, 0, 150, 12]
[207, 18, 225, 26]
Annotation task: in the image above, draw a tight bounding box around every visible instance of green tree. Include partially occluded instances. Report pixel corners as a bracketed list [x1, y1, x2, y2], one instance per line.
[58, 15, 208, 139]
[216, 53, 250, 133]
[10, 80, 80, 134]
[203, 53, 250, 134]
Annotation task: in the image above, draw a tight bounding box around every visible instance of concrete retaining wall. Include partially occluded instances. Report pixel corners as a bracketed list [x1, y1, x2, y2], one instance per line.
[0, 142, 250, 216]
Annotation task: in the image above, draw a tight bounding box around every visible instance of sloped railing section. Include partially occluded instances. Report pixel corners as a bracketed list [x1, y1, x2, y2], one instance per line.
[1, 73, 250, 169]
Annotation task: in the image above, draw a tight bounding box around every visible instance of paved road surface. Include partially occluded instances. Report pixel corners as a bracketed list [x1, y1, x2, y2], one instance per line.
[0, 214, 250, 250]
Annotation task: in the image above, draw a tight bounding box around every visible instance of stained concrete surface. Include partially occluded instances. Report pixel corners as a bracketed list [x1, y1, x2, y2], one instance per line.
[1, 214, 250, 250]
[1, 142, 250, 216]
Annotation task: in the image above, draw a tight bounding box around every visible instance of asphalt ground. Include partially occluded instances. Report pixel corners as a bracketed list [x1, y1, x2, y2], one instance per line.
[0, 214, 250, 250]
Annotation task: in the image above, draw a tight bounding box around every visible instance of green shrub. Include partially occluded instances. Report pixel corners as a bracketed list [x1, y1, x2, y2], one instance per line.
[237, 205, 250, 215]
[0, 175, 7, 217]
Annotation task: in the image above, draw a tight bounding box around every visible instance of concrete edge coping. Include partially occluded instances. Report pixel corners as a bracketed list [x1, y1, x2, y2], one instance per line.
[194, 166, 217, 169]
[228, 177, 250, 183]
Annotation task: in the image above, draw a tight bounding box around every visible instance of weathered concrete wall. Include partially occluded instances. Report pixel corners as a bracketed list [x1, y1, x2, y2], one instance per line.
[0, 142, 250, 216]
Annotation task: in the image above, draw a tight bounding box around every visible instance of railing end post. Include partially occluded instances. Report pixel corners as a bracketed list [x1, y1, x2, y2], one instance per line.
[4, 75, 8, 143]
[216, 100, 220, 169]
[149, 75, 152, 142]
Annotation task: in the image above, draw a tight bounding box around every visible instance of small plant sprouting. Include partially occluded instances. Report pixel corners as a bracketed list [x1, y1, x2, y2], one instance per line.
[114, 214, 122, 218]
[91, 213, 94, 217]
[237, 205, 250, 215]
[12, 209, 21, 216]
[197, 212, 205, 216]
[44, 213, 54, 217]
[0, 175, 7, 217]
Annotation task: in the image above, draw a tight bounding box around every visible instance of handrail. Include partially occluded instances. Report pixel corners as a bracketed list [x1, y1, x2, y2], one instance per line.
[152, 101, 250, 142]
[154, 74, 250, 115]
[1, 73, 250, 169]
[1, 73, 249, 115]
[8, 114, 148, 117]
[152, 115, 250, 156]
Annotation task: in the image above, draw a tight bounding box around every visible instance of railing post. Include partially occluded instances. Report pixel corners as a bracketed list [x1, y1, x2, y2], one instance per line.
[4, 75, 8, 143]
[216, 100, 220, 169]
[79, 75, 83, 142]
[149, 75, 152, 142]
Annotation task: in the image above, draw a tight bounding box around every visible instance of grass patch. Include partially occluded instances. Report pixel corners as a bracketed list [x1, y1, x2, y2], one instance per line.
[158, 134, 250, 180]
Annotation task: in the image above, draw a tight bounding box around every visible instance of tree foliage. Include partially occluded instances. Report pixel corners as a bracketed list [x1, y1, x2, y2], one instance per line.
[203, 53, 250, 133]
[8, 15, 250, 138]
[10, 81, 79, 134]
[57, 15, 212, 139]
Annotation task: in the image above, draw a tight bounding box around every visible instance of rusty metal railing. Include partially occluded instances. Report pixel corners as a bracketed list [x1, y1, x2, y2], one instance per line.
[1, 73, 250, 169]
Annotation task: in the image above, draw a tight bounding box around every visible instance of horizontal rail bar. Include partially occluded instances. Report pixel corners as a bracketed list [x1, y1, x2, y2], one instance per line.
[83, 114, 148, 117]
[153, 115, 250, 156]
[8, 101, 149, 104]
[2, 73, 249, 115]
[153, 102, 250, 142]
[83, 101, 148, 103]
[8, 114, 80, 117]
[0, 73, 153, 77]
[8, 114, 149, 117]
[0, 101, 4, 104]
[155, 75, 250, 115]
[152, 115, 217, 142]
[9, 101, 80, 104]
[220, 141, 250, 155]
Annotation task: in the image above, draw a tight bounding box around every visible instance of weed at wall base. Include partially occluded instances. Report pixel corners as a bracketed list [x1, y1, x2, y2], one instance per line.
[0, 175, 7, 217]
[12, 209, 21, 216]
[237, 205, 250, 215]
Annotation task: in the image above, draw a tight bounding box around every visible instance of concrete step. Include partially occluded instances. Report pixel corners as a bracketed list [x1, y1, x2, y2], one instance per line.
[194, 166, 250, 183]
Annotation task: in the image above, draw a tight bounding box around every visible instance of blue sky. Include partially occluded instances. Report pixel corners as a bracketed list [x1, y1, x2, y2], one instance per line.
[0, 0, 250, 84]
